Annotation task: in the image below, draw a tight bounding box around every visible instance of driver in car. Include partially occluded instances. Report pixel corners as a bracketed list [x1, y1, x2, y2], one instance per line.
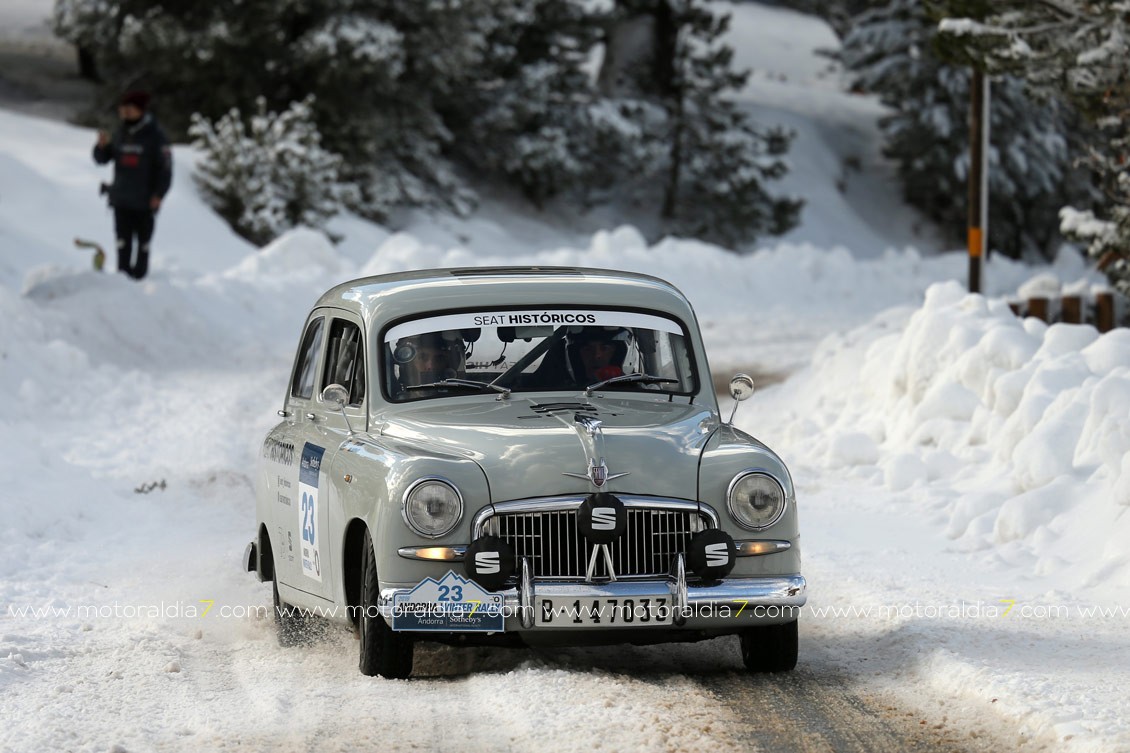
[413, 341, 450, 383]
[393, 333, 462, 394]
[566, 327, 629, 386]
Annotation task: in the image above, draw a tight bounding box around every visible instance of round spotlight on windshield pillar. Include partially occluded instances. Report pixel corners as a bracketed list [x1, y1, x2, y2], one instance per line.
[464, 535, 515, 591]
[576, 492, 626, 544]
[687, 529, 737, 581]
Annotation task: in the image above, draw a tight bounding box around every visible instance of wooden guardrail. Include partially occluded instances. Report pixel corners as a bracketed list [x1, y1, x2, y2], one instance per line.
[1007, 291, 1124, 331]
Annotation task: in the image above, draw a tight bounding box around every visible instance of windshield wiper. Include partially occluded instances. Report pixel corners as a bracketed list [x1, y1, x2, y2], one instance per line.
[584, 372, 678, 396]
[405, 378, 512, 399]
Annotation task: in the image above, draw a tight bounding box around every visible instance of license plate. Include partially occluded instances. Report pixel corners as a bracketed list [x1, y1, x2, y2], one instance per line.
[536, 596, 673, 627]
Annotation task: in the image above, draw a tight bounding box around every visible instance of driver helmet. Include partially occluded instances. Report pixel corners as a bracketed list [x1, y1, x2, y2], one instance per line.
[565, 326, 631, 385]
[393, 331, 466, 387]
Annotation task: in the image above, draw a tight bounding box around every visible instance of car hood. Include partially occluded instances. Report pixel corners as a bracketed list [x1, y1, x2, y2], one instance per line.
[379, 397, 720, 503]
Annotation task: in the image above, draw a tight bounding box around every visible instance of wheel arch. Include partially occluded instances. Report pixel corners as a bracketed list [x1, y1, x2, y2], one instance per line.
[258, 524, 275, 582]
[342, 518, 369, 625]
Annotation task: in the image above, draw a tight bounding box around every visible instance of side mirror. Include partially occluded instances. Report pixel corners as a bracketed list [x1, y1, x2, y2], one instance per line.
[730, 373, 755, 402]
[727, 373, 755, 424]
[321, 383, 349, 407]
[321, 383, 354, 436]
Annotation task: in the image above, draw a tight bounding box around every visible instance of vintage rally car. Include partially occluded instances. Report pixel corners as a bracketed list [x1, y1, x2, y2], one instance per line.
[246, 266, 805, 677]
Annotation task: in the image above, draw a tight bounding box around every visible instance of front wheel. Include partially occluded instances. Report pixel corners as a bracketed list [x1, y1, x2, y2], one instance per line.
[739, 620, 798, 673]
[359, 529, 414, 678]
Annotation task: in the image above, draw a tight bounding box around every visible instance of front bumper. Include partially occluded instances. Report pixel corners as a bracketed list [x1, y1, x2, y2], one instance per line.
[378, 556, 806, 632]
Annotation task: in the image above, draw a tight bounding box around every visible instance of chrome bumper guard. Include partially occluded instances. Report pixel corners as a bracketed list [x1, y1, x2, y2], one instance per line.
[378, 554, 806, 629]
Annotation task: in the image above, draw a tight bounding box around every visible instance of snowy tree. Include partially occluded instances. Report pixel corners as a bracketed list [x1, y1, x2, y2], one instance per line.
[840, 0, 1092, 259]
[54, 0, 798, 243]
[936, 0, 1130, 290]
[455, 1, 601, 204]
[189, 97, 349, 246]
[52, 0, 408, 133]
[335, 0, 504, 216]
[449, 0, 658, 206]
[771, 0, 885, 39]
[656, 0, 802, 246]
[52, 0, 482, 217]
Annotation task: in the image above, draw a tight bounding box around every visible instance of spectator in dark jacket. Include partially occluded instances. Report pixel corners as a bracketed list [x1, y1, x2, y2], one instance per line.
[93, 90, 173, 280]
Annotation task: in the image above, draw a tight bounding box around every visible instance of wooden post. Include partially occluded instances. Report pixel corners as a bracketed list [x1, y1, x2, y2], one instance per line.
[1027, 297, 1048, 323]
[1096, 292, 1115, 332]
[967, 68, 989, 293]
[1061, 295, 1082, 324]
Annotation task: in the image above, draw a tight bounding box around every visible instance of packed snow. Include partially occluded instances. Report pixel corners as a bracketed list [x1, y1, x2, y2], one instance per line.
[2, 2, 1129, 752]
[752, 281, 1130, 749]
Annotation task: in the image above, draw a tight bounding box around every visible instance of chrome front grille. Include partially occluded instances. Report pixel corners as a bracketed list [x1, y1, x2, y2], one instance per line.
[481, 503, 709, 579]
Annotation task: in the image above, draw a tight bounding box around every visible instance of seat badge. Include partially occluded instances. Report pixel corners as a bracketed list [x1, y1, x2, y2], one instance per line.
[590, 458, 608, 487]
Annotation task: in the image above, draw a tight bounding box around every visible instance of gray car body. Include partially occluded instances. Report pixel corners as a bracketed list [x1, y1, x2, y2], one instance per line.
[251, 267, 804, 639]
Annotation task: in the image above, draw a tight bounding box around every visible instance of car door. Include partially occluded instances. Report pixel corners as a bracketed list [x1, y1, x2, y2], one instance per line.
[317, 314, 369, 600]
[280, 310, 370, 604]
[274, 310, 334, 601]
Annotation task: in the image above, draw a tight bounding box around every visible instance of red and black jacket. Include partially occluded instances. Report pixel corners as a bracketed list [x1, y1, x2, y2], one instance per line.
[93, 114, 173, 211]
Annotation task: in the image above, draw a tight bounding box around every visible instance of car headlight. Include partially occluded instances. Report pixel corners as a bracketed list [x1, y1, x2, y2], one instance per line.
[727, 472, 786, 530]
[403, 478, 463, 537]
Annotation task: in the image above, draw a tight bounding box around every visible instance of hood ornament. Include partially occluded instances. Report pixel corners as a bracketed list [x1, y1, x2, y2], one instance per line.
[563, 457, 629, 488]
[563, 414, 629, 488]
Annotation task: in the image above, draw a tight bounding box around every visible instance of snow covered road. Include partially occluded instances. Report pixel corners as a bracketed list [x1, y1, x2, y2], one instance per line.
[3, 266, 1108, 752]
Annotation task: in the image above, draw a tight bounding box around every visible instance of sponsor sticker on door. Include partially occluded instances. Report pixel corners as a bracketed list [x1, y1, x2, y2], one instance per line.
[298, 443, 324, 582]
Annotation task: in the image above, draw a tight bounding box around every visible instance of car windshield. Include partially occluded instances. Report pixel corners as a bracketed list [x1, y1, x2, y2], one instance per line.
[383, 309, 697, 401]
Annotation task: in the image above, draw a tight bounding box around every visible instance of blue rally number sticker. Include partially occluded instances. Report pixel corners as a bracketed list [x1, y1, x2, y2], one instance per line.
[392, 571, 504, 632]
[298, 443, 325, 582]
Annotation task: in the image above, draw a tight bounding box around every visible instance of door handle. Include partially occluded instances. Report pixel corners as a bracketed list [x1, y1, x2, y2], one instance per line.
[305, 412, 318, 422]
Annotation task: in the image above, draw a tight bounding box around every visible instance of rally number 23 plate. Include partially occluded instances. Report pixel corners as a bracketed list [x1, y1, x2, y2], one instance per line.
[392, 571, 504, 632]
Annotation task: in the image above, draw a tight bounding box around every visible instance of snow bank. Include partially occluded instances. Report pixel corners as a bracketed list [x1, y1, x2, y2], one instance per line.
[756, 281, 1130, 589]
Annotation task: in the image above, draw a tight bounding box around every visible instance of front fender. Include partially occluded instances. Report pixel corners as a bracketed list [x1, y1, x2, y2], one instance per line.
[331, 435, 491, 595]
[699, 426, 801, 577]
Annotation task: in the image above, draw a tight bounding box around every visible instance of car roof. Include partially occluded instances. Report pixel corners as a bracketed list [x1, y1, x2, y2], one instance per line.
[313, 267, 700, 329]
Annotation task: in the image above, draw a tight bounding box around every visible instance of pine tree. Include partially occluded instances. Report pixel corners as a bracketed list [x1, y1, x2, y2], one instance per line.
[770, 0, 886, 39]
[442, 0, 655, 207]
[337, 0, 503, 217]
[936, 0, 1130, 291]
[840, 0, 1091, 259]
[452, 0, 603, 205]
[655, 0, 802, 247]
[189, 97, 349, 246]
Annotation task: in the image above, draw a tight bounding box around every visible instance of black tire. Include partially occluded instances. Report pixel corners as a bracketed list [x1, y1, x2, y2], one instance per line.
[359, 529, 414, 678]
[273, 575, 308, 647]
[740, 620, 798, 673]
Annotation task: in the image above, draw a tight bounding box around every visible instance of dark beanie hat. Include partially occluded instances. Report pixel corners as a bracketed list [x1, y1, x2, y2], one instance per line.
[120, 90, 150, 110]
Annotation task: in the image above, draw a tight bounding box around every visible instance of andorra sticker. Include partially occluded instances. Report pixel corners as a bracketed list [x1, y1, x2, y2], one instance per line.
[298, 443, 324, 582]
[392, 571, 504, 632]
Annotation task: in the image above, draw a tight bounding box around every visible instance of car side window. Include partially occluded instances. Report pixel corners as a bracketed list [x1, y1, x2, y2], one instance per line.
[323, 318, 366, 406]
[291, 317, 325, 400]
